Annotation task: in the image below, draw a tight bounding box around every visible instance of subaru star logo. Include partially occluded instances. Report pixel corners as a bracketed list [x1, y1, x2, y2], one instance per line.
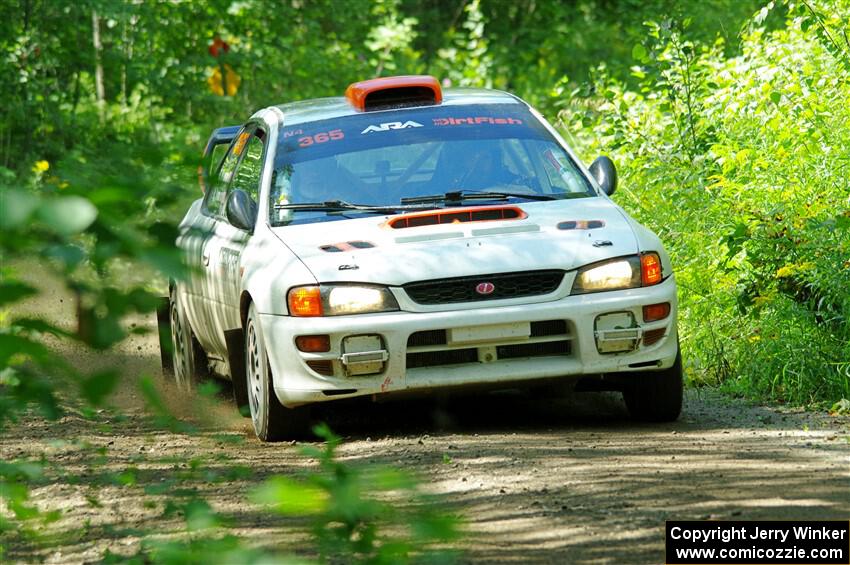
[475, 282, 495, 295]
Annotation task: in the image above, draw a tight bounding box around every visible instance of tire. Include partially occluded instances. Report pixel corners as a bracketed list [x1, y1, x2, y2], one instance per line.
[168, 287, 207, 391]
[245, 303, 310, 442]
[623, 347, 683, 422]
[224, 328, 251, 418]
[157, 296, 174, 377]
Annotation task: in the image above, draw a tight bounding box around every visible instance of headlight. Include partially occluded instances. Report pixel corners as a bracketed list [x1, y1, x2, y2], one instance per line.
[571, 253, 663, 294]
[287, 284, 399, 317]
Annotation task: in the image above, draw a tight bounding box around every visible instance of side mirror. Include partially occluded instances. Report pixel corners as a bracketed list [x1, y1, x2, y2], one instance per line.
[225, 189, 258, 231]
[589, 155, 618, 196]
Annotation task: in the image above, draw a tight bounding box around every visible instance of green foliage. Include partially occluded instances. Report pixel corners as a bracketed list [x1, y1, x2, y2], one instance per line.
[73, 423, 459, 564]
[0, 0, 765, 171]
[252, 424, 461, 564]
[563, 0, 850, 404]
[435, 0, 494, 88]
[0, 135, 459, 560]
[2, 0, 847, 560]
[0, 133, 195, 436]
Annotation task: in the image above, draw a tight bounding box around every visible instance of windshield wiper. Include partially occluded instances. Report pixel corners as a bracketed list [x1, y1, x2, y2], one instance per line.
[274, 200, 435, 214]
[400, 190, 562, 205]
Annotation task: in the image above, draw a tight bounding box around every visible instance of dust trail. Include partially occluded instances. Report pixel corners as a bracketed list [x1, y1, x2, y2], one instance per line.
[12, 262, 250, 433]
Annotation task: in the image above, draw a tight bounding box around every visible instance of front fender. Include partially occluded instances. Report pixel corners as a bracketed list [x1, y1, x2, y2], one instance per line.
[240, 223, 317, 316]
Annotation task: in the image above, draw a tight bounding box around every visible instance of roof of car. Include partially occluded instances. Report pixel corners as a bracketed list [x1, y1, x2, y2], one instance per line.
[269, 88, 524, 126]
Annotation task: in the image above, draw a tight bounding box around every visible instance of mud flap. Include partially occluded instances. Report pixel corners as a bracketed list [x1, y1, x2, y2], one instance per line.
[156, 297, 174, 378]
[225, 328, 250, 417]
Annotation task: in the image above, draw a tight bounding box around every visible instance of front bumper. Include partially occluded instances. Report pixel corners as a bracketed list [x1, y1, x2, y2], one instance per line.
[261, 276, 679, 407]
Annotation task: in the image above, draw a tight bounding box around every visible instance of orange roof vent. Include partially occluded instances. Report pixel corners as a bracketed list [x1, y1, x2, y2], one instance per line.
[345, 75, 442, 112]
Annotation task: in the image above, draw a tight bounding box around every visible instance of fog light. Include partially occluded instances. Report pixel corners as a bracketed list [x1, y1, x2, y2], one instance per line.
[594, 311, 639, 354]
[642, 302, 670, 323]
[296, 335, 331, 352]
[340, 335, 388, 376]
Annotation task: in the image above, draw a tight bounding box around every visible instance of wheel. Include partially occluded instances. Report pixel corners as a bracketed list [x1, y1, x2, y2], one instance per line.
[245, 303, 310, 441]
[623, 346, 683, 422]
[168, 287, 207, 391]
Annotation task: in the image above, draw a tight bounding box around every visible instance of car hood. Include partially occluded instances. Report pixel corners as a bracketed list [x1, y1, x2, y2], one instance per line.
[270, 198, 638, 285]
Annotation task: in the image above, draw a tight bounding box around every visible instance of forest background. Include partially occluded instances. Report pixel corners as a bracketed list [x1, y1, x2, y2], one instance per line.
[1, 0, 849, 562]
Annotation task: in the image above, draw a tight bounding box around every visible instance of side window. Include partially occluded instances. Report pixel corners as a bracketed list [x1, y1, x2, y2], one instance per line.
[524, 139, 588, 195]
[203, 129, 251, 218]
[200, 140, 231, 194]
[208, 143, 229, 178]
[228, 135, 264, 204]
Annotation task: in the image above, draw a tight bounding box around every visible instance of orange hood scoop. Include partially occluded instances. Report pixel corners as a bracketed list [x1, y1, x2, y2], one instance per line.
[385, 206, 527, 229]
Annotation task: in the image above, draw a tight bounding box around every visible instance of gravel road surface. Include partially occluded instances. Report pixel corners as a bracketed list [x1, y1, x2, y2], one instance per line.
[3, 270, 848, 563]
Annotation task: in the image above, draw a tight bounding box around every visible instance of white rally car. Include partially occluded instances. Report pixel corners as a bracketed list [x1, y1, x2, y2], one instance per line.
[162, 75, 682, 441]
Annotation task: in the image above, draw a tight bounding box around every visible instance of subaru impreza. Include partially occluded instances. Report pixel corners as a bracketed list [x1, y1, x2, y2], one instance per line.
[162, 75, 682, 441]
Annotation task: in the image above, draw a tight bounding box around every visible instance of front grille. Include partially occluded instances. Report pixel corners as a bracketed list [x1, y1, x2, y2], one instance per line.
[530, 319, 567, 337]
[407, 348, 477, 369]
[407, 329, 448, 347]
[403, 270, 565, 305]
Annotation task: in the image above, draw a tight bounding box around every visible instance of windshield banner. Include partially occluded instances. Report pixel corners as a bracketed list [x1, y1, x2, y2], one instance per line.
[275, 104, 550, 165]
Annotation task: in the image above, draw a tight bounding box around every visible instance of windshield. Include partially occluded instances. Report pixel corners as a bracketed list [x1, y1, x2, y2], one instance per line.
[269, 103, 595, 226]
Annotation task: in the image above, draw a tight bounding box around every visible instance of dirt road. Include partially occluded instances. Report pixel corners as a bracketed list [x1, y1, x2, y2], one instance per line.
[3, 274, 849, 563]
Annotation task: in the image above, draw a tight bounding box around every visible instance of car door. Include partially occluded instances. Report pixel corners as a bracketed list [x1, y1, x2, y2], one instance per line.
[201, 126, 266, 357]
[178, 127, 239, 347]
[186, 126, 248, 353]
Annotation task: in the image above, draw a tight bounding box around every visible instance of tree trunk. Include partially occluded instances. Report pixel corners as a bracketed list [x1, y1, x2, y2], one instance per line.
[2, 127, 9, 169]
[92, 9, 105, 123]
[69, 70, 81, 140]
[22, 0, 33, 154]
[120, 17, 127, 108]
